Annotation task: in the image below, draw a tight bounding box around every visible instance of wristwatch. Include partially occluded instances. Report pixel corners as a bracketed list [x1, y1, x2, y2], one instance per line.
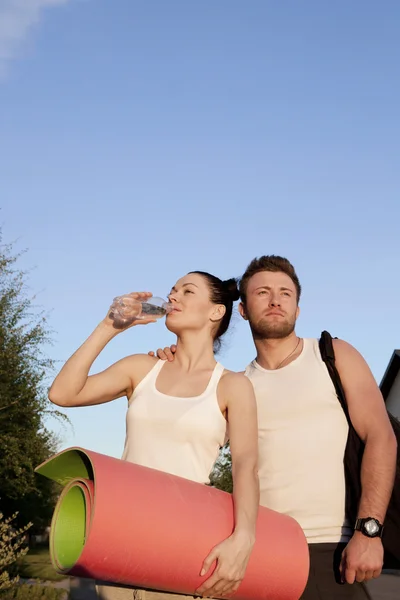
[354, 517, 384, 538]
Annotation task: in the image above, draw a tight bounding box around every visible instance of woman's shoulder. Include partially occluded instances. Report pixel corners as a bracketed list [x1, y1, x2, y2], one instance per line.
[120, 354, 159, 388]
[217, 370, 256, 413]
[120, 353, 159, 369]
[218, 368, 254, 393]
[219, 366, 246, 378]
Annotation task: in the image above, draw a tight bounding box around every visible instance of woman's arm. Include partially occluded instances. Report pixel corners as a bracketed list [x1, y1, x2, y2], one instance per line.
[49, 293, 157, 408]
[196, 373, 259, 598]
[226, 373, 259, 541]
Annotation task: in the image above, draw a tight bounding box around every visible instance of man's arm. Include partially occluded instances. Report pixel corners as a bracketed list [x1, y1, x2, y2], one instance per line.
[334, 339, 397, 521]
[333, 339, 397, 583]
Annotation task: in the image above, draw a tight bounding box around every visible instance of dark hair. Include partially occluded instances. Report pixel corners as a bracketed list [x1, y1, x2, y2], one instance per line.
[189, 271, 240, 352]
[239, 255, 301, 303]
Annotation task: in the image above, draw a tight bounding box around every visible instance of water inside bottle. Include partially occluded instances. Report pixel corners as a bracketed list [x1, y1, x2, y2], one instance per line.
[140, 301, 168, 318]
[109, 295, 172, 328]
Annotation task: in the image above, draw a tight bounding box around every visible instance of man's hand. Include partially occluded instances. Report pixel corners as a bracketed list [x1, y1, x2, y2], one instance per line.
[195, 532, 254, 598]
[148, 345, 177, 361]
[339, 533, 383, 584]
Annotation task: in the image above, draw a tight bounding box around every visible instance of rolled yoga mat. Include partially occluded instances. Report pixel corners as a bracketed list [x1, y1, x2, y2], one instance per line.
[35, 447, 309, 600]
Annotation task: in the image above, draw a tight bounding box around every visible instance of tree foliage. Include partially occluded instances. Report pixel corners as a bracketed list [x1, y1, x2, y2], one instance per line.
[0, 235, 66, 532]
[209, 443, 233, 493]
[0, 512, 31, 591]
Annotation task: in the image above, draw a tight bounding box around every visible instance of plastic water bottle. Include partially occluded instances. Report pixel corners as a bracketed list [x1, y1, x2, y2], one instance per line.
[109, 295, 173, 329]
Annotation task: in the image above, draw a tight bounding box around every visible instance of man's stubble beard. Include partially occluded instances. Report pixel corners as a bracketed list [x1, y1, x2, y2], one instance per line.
[249, 316, 296, 340]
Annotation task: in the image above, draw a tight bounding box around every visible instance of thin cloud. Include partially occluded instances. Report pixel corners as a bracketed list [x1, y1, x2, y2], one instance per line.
[0, 0, 70, 77]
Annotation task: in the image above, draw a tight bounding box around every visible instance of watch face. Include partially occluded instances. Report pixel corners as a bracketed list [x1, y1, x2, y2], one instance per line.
[364, 519, 380, 535]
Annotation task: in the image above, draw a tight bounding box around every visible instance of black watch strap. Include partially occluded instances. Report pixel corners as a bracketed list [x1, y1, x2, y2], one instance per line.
[354, 517, 384, 538]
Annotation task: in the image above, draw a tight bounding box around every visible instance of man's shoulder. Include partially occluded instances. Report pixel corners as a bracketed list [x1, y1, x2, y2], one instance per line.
[316, 334, 356, 359]
[331, 338, 358, 359]
[242, 360, 257, 379]
[320, 337, 371, 379]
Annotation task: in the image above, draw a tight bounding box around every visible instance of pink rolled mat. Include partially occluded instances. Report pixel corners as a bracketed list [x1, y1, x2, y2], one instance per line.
[36, 447, 309, 600]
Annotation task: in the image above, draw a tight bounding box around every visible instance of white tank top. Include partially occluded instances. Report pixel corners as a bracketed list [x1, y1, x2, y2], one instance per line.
[245, 338, 352, 544]
[122, 360, 227, 484]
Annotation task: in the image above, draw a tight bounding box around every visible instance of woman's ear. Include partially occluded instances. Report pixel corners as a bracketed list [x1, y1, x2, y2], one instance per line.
[210, 304, 226, 323]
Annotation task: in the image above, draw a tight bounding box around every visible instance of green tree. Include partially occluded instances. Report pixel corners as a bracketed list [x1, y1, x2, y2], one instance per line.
[209, 443, 233, 493]
[0, 235, 66, 533]
[0, 512, 31, 591]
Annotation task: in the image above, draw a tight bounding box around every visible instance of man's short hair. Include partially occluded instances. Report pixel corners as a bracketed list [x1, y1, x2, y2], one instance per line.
[239, 255, 301, 303]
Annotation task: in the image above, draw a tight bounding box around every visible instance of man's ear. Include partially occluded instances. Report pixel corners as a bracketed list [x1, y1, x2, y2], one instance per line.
[239, 302, 248, 321]
[296, 305, 300, 320]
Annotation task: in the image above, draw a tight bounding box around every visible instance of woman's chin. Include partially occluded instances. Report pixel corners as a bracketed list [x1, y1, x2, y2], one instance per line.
[165, 319, 182, 335]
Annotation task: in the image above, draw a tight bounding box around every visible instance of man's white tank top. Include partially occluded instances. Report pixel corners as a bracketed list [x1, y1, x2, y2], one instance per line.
[122, 360, 227, 485]
[245, 338, 352, 544]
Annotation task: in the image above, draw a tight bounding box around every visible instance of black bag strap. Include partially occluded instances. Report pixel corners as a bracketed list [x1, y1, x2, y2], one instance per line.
[319, 330, 352, 426]
[320, 331, 400, 567]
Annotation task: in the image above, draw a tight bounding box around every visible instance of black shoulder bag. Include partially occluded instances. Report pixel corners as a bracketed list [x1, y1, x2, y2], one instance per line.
[319, 330, 400, 569]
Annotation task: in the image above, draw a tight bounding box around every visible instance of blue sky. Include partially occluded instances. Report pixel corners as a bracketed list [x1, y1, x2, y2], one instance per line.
[1, 0, 399, 459]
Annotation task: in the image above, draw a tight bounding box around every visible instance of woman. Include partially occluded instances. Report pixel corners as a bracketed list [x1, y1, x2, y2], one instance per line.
[49, 271, 259, 600]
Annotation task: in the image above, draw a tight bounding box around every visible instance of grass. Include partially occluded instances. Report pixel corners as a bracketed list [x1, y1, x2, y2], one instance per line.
[15, 546, 67, 583]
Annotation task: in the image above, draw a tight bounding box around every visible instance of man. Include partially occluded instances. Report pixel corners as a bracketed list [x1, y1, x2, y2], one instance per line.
[154, 256, 397, 599]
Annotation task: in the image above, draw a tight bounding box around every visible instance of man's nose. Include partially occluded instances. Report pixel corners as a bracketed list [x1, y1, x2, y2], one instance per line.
[269, 295, 281, 307]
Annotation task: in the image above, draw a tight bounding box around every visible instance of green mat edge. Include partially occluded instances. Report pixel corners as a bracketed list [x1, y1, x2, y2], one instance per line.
[35, 447, 95, 574]
[52, 482, 87, 571]
[35, 446, 93, 486]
